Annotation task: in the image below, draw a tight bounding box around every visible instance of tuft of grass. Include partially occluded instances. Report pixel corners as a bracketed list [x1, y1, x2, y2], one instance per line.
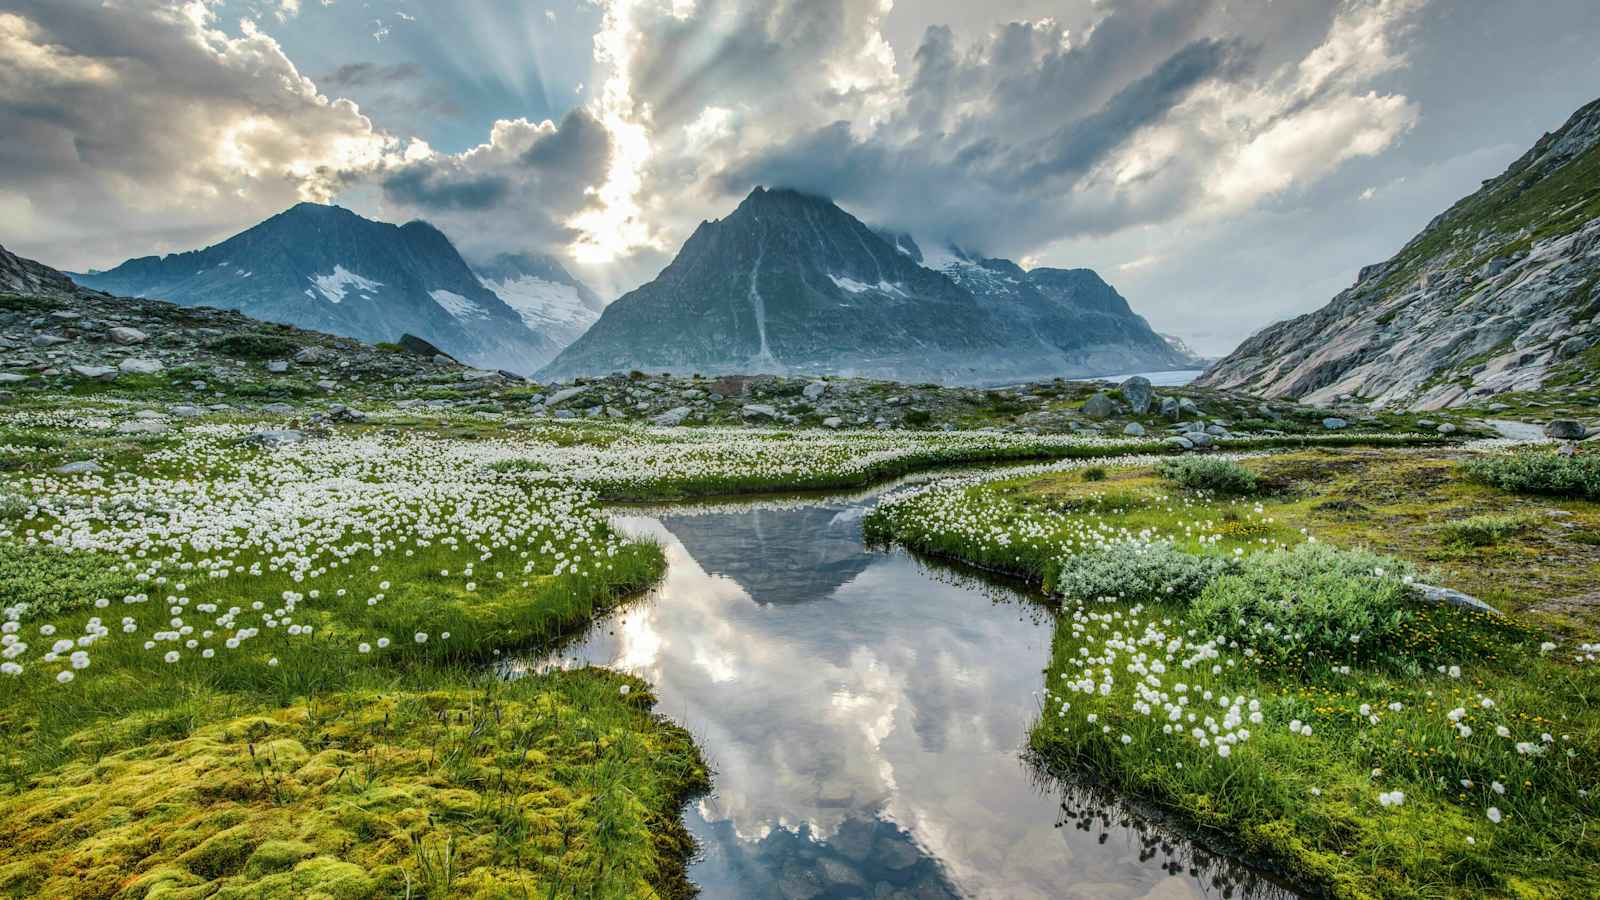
[1080, 465, 1107, 482]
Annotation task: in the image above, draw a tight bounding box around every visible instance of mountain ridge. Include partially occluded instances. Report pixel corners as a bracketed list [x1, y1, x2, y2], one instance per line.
[540, 187, 1190, 384]
[68, 203, 566, 374]
[1198, 96, 1600, 409]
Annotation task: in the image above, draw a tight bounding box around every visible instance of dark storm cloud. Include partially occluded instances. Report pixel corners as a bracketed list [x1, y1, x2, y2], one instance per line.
[381, 168, 510, 210]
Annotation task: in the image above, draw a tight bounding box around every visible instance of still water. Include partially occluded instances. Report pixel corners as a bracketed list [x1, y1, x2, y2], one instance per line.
[525, 487, 1294, 899]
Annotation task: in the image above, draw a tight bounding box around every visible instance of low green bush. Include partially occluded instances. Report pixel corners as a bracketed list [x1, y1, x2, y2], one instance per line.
[1080, 465, 1107, 482]
[1191, 542, 1416, 666]
[206, 332, 301, 360]
[1157, 456, 1258, 495]
[1462, 449, 1600, 500]
[0, 543, 140, 617]
[1054, 540, 1233, 603]
[1440, 512, 1537, 546]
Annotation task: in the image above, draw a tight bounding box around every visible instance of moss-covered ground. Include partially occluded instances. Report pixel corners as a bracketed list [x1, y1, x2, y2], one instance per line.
[865, 448, 1600, 899]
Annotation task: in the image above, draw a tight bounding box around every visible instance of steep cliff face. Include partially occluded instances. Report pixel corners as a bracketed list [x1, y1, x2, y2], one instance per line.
[541, 188, 1188, 384]
[1198, 97, 1600, 409]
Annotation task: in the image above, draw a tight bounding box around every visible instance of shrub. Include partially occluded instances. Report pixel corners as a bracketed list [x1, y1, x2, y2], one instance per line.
[1462, 450, 1600, 500]
[206, 332, 301, 360]
[1440, 512, 1537, 546]
[1190, 543, 1416, 666]
[1157, 456, 1258, 495]
[1081, 465, 1107, 482]
[1054, 541, 1233, 603]
[903, 409, 933, 426]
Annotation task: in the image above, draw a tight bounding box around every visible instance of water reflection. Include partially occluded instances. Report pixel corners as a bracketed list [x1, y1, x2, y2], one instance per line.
[520, 491, 1297, 899]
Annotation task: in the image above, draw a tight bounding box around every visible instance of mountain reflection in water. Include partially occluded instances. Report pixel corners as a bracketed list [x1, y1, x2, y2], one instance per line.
[517, 491, 1296, 900]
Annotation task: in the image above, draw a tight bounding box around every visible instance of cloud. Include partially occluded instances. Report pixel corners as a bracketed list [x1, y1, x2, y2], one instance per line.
[317, 61, 423, 89]
[0, 0, 403, 269]
[573, 0, 1427, 264]
[373, 108, 614, 260]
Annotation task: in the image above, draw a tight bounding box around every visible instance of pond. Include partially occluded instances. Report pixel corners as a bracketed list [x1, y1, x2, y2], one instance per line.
[517, 485, 1295, 899]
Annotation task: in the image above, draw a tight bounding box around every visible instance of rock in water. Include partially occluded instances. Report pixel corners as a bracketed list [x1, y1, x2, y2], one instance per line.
[1119, 376, 1154, 414]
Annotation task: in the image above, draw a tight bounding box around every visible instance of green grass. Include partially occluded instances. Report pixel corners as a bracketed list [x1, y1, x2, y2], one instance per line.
[1440, 513, 1539, 547]
[866, 449, 1600, 898]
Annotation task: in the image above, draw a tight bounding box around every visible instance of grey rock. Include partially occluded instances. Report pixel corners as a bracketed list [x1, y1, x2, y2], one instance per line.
[1122, 422, 1146, 436]
[1160, 396, 1181, 420]
[116, 420, 167, 434]
[1119, 376, 1154, 414]
[52, 461, 105, 475]
[118, 357, 164, 375]
[742, 403, 780, 420]
[1164, 436, 1195, 450]
[1182, 431, 1214, 448]
[261, 402, 296, 415]
[1205, 424, 1229, 436]
[803, 381, 828, 401]
[1437, 422, 1458, 434]
[552, 408, 577, 419]
[293, 346, 330, 364]
[1414, 583, 1501, 616]
[1081, 392, 1118, 419]
[316, 379, 337, 391]
[169, 405, 204, 418]
[70, 364, 118, 380]
[107, 326, 149, 345]
[1545, 419, 1588, 439]
[461, 369, 500, 381]
[1178, 397, 1201, 417]
[264, 359, 289, 374]
[652, 406, 693, 426]
[547, 386, 587, 406]
[243, 429, 306, 448]
[32, 334, 69, 348]
[1322, 417, 1349, 430]
[822, 416, 844, 429]
[0, 373, 27, 384]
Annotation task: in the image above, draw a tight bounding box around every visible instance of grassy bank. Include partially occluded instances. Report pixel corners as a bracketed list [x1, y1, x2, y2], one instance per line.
[0, 417, 711, 897]
[866, 448, 1600, 898]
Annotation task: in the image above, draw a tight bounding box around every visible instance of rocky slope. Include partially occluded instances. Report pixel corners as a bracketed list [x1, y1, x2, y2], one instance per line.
[70, 203, 562, 374]
[540, 188, 1190, 384]
[1199, 97, 1600, 409]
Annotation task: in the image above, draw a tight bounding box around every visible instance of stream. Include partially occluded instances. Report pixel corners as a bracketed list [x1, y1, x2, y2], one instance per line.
[518, 484, 1298, 899]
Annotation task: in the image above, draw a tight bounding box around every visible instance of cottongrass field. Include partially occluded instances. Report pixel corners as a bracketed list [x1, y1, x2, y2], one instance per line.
[865, 450, 1600, 898]
[0, 403, 1516, 897]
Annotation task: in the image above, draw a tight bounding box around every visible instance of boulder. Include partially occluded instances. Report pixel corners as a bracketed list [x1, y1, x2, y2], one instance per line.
[264, 359, 289, 374]
[1414, 583, 1501, 616]
[261, 402, 296, 415]
[69, 365, 118, 380]
[1545, 419, 1588, 440]
[1123, 422, 1146, 437]
[243, 429, 306, 448]
[116, 420, 167, 434]
[803, 381, 828, 401]
[52, 461, 105, 475]
[1119, 376, 1154, 414]
[1322, 417, 1349, 430]
[107, 326, 149, 345]
[741, 403, 780, 420]
[653, 406, 692, 426]
[1436, 423, 1458, 435]
[398, 334, 451, 360]
[547, 386, 587, 406]
[822, 416, 844, 429]
[1182, 431, 1214, 448]
[169, 405, 204, 418]
[0, 373, 27, 384]
[1164, 436, 1194, 450]
[293, 346, 330, 364]
[1081, 392, 1118, 419]
[32, 334, 69, 348]
[461, 369, 500, 381]
[1178, 398, 1201, 417]
[118, 358, 164, 375]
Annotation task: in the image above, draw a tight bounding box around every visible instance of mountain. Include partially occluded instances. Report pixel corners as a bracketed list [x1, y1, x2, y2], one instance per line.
[69, 203, 562, 373]
[539, 187, 1188, 384]
[472, 252, 605, 350]
[1198, 97, 1600, 409]
[2, 243, 82, 300]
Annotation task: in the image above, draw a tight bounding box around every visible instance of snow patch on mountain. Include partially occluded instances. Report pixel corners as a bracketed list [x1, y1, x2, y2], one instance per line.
[309, 266, 383, 304]
[429, 289, 487, 320]
[479, 275, 600, 334]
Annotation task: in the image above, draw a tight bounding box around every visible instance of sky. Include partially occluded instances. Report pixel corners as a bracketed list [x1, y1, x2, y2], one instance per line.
[2, 0, 1598, 356]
